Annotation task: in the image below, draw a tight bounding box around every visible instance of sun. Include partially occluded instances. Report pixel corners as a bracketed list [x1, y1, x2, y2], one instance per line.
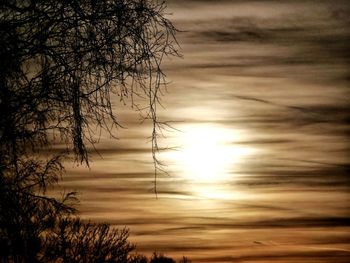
[180, 127, 231, 181]
[167, 125, 254, 182]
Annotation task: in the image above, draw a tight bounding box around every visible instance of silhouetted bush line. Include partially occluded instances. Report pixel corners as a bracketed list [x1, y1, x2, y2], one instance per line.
[0, 0, 183, 262]
[129, 253, 191, 263]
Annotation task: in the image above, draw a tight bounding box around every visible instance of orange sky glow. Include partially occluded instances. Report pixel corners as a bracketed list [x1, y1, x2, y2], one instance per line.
[55, 1, 350, 262]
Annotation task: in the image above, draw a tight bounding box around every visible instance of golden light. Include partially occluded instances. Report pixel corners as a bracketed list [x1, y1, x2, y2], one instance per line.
[165, 125, 255, 184]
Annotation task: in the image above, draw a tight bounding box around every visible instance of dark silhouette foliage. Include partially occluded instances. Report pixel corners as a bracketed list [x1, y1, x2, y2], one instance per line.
[148, 253, 191, 263]
[43, 218, 135, 263]
[0, 0, 183, 262]
[0, 156, 76, 262]
[150, 253, 175, 263]
[128, 254, 149, 263]
[0, 0, 179, 165]
[128, 253, 190, 263]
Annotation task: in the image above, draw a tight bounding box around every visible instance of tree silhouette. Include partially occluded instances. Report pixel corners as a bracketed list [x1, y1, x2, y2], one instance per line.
[150, 253, 175, 263]
[0, 156, 77, 262]
[0, 0, 178, 164]
[0, 0, 180, 261]
[43, 217, 135, 263]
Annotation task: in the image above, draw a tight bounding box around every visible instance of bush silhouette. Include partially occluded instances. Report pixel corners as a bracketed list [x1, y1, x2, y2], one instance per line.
[128, 254, 149, 263]
[43, 218, 134, 263]
[150, 252, 176, 263]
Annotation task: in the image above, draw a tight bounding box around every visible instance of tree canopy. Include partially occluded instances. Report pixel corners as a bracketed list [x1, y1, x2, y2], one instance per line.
[1, 0, 179, 164]
[0, 0, 180, 261]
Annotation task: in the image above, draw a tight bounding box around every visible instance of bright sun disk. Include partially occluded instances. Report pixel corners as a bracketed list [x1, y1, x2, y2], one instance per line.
[168, 125, 254, 183]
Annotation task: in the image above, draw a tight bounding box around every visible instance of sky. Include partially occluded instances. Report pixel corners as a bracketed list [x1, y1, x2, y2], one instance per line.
[59, 1, 349, 262]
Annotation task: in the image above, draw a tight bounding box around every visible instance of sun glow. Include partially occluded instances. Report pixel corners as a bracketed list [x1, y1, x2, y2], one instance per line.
[167, 125, 255, 183]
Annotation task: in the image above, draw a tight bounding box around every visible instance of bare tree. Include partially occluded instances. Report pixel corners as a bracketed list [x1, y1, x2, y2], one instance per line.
[43, 217, 135, 263]
[0, 0, 179, 164]
[0, 0, 179, 261]
[0, 156, 77, 262]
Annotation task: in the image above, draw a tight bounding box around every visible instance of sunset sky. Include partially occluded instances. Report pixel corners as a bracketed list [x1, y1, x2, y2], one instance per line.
[59, 1, 349, 262]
